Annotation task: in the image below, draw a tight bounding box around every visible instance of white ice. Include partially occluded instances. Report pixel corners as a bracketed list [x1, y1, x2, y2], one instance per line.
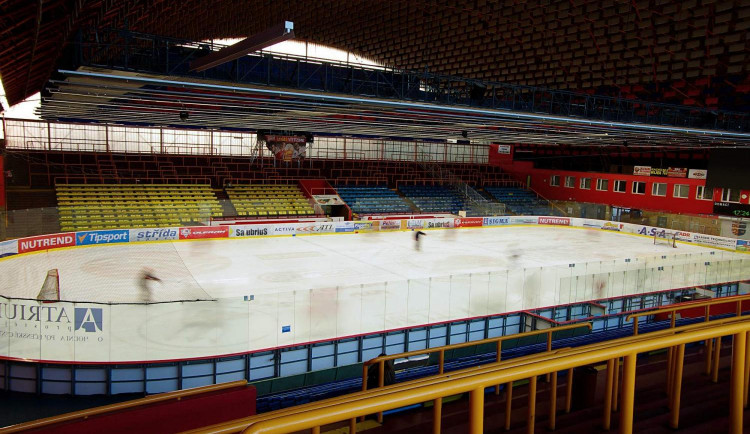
[0, 226, 744, 304]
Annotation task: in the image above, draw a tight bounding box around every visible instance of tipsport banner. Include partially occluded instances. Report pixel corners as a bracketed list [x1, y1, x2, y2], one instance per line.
[75, 230, 129, 246]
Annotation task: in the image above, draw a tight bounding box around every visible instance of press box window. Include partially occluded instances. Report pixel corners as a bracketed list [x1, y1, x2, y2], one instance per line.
[614, 180, 627, 193]
[596, 179, 609, 191]
[550, 175, 560, 187]
[721, 188, 740, 203]
[696, 186, 713, 201]
[632, 181, 646, 195]
[673, 184, 689, 198]
[580, 178, 591, 189]
[652, 183, 667, 197]
[564, 176, 576, 188]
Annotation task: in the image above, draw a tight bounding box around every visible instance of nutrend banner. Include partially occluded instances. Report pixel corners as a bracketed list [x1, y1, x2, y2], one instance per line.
[178, 226, 230, 240]
[538, 217, 571, 226]
[18, 233, 76, 253]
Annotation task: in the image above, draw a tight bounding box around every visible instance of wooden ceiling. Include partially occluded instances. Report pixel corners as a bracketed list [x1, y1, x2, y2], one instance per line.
[1, 0, 748, 107]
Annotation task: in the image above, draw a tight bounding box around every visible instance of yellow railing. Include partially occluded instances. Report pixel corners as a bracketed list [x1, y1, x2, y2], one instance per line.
[184, 316, 750, 434]
[627, 293, 750, 398]
[236, 318, 750, 434]
[0, 380, 248, 434]
[361, 321, 592, 428]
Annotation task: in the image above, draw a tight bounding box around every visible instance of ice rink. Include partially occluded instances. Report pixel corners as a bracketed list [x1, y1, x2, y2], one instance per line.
[1, 226, 744, 304]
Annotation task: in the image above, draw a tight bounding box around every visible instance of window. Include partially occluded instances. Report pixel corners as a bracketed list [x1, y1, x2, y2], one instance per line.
[550, 175, 560, 187]
[564, 176, 576, 188]
[596, 179, 609, 191]
[696, 186, 713, 201]
[580, 177, 591, 189]
[632, 181, 646, 195]
[721, 188, 740, 203]
[614, 180, 627, 193]
[652, 183, 667, 197]
[673, 184, 689, 198]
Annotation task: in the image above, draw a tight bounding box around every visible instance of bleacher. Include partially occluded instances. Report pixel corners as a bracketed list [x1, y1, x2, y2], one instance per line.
[56, 184, 221, 231]
[226, 184, 315, 218]
[398, 185, 465, 214]
[334, 185, 412, 216]
[484, 186, 560, 216]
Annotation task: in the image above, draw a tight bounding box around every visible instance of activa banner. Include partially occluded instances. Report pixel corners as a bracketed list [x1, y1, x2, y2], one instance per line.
[75, 230, 129, 246]
[18, 233, 76, 253]
[178, 226, 230, 240]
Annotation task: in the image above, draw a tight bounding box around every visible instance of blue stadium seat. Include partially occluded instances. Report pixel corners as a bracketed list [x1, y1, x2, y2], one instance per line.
[334, 184, 413, 215]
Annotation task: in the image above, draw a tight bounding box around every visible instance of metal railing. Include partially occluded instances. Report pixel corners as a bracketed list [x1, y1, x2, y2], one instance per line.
[361, 322, 592, 427]
[185, 317, 750, 434]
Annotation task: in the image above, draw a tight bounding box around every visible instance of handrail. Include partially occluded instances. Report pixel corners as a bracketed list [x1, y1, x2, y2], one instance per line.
[182, 316, 750, 434]
[0, 380, 248, 433]
[240, 320, 750, 434]
[627, 293, 750, 336]
[361, 322, 591, 392]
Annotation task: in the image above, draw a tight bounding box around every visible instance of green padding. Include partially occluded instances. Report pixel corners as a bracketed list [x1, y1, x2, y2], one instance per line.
[336, 363, 363, 380]
[306, 368, 337, 385]
[475, 343, 496, 354]
[249, 379, 273, 396]
[501, 339, 519, 351]
[428, 353, 440, 365]
[271, 373, 306, 393]
[452, 346, 477, 359]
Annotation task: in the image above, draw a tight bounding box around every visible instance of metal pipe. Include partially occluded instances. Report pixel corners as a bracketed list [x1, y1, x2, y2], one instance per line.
[527, 376, 537, 434]
[504, 382, 513, 430]
[548, 371, 557, 431]
[470, 387, 484, 434]
[632, 317, 639, 336]
[377, 361, 385, 423]
[565, 368, 574, 413]
[669, 344, 685, 429]
[433, 397, 442, 434]
[705, 338, 714, 376]
[612, 357, 620, 412]
[744, 331, 750, 409]
[603, 359, 614, 430]
[496, 340, 502, 395]
[311, 427, 320, 434]
[619, 353, 638, 434]
[667, 346, 674, 401]
[349, 417, 356, 434]
[713, 336, 722, 383]
[730, 332, 747, 434]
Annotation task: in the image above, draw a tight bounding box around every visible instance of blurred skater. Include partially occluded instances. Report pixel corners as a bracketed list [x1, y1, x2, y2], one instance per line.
[414, 230, 426, 251]
[139, 267, 162, 302]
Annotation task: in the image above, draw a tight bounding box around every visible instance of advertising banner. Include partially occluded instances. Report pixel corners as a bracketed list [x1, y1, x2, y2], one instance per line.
[129, 228, 179, 242]
[737, 240, 749, 252]
[454, 218, 483, 228]
[497, 144, 512, 154]
[406, 220, 425, 230]
[421, 219, 453, 229]
[18, 233, 76, 253]
[690, 233, 738, 249]
[601, 222, 624, 232]
[538, 217, 571, 226]
[232, 225, 274, 237]
[483, 217, 511, 226]
[0, 240, 17, 258]
[633, 166, 651, 176]
[75, 230, 129, 246]
[667, 167, 688, 178]
[296, 223, 336, 234]
[688, 169, 708, 180]
[352, 221, 375, 232]
[649, 168, 669, 176]
[272, 224, 298, 235]
[335, 222, 355, 233]
[178, 226, 230, 240]
[379, 220, 402, 231]
[510, 217, 538, 225]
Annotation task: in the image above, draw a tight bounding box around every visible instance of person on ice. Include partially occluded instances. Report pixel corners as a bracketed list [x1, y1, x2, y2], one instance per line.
[139, 267, 162, 302]
[414, 230, 426, 251]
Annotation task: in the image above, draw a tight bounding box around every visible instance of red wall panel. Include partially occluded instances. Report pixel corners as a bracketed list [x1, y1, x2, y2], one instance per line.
[0, 155, 4, 207]
[496, 160, 714, 214]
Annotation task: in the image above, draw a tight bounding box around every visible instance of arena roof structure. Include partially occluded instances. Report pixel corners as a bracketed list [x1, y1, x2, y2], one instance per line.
[1, 0, 749, 145]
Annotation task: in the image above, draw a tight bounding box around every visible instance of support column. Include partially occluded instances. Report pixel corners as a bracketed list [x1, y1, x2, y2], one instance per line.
[731, 332, 747, 434]
[619, 353, 638, 434]
[527, 376, 537, 434]
[548, 371, 558, 431]
[470, 387, 485, 434]
[603, 359, 615, 430]
[669, 344, 686, 429]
